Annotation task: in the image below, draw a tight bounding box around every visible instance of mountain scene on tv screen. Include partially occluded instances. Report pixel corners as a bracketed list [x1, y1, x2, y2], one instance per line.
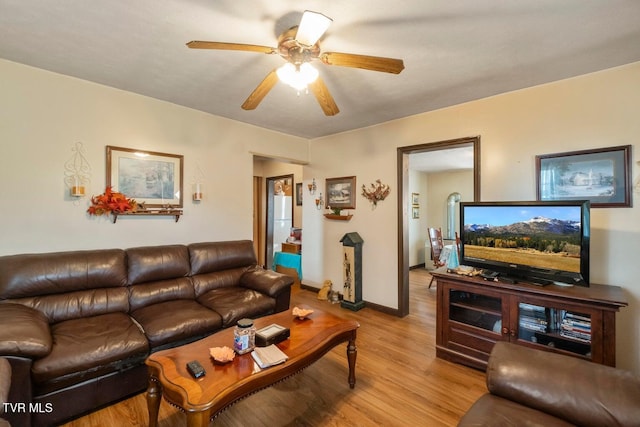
[464, 216, 581, 272]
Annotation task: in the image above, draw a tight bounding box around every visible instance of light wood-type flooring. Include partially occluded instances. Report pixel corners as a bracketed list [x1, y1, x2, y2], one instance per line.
[61, 269, 487, 427]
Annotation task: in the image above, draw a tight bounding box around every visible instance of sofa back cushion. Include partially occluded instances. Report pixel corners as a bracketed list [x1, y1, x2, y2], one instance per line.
[126, 245, 190, 285]
[188, 241, 257, 275]
[0, 249, 127, 299]
[126, 245, 193, 311]
[191, 268, 248, 297]
[128, 278, 195, 312]
[0, 250, 129, 323]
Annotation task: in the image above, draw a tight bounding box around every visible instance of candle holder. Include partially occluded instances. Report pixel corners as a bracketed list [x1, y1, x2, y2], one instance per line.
[308, 178, 317, 195]
[315, 192, 324, 210]
[64, 142, 91, 200]
[193, 183, 203, 201]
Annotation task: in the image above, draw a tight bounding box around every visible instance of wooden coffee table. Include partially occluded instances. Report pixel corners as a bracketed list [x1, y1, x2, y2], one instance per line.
[145, 308, 359, 427]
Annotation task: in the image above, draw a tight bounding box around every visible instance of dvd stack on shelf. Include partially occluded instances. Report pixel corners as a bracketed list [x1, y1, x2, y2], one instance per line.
[518, 303, 548, 334]
[560, 311, 591, 343]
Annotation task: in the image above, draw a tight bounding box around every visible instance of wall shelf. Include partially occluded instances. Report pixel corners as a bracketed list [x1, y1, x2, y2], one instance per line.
[324, 214, 353, 221]
[111, 210, 183, 223]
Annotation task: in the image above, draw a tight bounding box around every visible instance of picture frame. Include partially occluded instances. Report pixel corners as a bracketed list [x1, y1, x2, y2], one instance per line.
[411, 192, 420, 206]
[326, 176, 357, 210]
[536, 145, 631, 208]
[106, 146, 184, 208]
[295, 182, 302, 206]
[412, 206, 420, 219]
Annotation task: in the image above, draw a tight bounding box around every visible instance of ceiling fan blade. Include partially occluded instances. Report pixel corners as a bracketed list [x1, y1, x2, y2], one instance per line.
[321, 52, 404, 74]
[241, 69, 279, 110]
[309, 77, 339, 116]
[295, 10, 332, 46]
[186, 41, 276, 54]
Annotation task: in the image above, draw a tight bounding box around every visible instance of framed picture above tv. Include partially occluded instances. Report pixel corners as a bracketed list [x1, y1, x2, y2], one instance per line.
[536, 145, 631, 207]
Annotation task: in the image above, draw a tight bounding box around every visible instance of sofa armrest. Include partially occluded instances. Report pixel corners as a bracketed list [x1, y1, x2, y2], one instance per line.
[486, 342, 640, 427]
[240, 267, 294, 297]
[0, 303, 52, 358]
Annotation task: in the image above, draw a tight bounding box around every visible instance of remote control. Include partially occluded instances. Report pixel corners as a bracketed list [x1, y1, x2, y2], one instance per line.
[186, 360, 206, 379]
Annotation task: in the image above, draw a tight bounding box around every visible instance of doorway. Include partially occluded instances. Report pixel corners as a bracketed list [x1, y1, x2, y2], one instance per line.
[265, 174, 294, 269]
[396, 136, 481, 316]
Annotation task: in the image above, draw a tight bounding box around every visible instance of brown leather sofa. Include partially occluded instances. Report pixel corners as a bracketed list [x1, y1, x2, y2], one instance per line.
[459, 342, 640, 427]
[0, 240, 293, 426]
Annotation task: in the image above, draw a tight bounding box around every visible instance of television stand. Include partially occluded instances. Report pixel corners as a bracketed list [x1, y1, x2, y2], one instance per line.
[431, 268, 628, 370]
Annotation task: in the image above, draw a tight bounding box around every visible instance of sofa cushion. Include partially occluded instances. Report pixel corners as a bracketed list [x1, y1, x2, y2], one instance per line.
[191, 269, 247, 297]
[128, 277, 195, 312]
[10, 287, 130, 324]
[32, 312, 149, 393]
[188, 240, 257, 275]
[458, 394, 574, 427]
[197, 287, 275, 328]
[0, 249, 127, 299]
[126, 245, 190, 285]
[0, 303, 52, 358]
[130, 300, 222, 349]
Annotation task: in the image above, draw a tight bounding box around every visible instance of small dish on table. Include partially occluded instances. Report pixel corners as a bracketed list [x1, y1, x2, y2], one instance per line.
[209, 346, 235, 364]
[292, 306, 314, 320]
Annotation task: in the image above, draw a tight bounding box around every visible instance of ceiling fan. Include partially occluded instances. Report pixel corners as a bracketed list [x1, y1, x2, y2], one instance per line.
[187, 10, 405, 116]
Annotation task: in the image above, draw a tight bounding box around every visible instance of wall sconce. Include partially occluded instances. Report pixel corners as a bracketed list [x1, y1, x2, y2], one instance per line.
[315, 192, 324, 210]
[308, 178, 317, 195]
[192, 183, 203, 201]
[64, 142, 91, 199]
[192, 163, 205, 202]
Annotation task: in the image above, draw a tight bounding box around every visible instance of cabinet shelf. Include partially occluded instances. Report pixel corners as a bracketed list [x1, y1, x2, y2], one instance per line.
[111, 210, 183, 223]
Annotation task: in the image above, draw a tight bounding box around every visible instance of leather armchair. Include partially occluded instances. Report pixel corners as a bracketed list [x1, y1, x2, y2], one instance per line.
[459, 342, 640, 426]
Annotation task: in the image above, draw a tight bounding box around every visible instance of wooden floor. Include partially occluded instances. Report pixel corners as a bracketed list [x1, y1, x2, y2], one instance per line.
[61, 269, 487, 427]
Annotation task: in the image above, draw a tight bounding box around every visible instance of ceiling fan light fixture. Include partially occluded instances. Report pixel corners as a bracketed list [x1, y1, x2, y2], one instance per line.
[277, 62, 319, 91]
[296, 11, 332, 46]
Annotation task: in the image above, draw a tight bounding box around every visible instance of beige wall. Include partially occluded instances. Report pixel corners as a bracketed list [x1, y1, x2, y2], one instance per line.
[306, 62, 640, 373]
[0, 59, 308, 254]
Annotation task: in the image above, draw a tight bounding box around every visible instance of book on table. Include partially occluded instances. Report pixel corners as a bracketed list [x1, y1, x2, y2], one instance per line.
[251, 345, 289, 369]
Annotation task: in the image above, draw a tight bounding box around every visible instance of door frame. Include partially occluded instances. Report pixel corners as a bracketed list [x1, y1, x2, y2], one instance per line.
[396, 136, 481, 316]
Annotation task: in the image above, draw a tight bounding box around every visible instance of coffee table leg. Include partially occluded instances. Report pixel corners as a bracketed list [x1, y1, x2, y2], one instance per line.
[347, 330, 357, 389]
[147, 375, 162, 427]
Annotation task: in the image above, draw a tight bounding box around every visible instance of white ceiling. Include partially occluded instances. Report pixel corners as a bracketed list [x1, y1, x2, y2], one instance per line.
[1, 1, 640, 140]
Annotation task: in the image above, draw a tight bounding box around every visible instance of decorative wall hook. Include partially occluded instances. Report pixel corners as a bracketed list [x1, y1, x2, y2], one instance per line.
[361, 179, 390, 208]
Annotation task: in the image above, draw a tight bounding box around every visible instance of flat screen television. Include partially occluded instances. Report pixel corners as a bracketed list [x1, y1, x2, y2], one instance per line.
[459, 200, 590, 286]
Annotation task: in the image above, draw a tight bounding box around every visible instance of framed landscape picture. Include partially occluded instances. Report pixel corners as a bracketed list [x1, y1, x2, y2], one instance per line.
[106, 146, 184, 208]
[536, 145, 631, 207]
[326, 176, 356, 210]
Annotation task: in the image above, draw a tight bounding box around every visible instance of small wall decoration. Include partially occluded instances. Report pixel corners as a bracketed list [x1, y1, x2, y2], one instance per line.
[64, 141, 91, 198]
[107, 146, 184, 208]
[411, 192, 419, 206]
[536, 145, 631, 207]
[361, 179, 391, 208]
[412, 206, 419, 219]
[326, 176, 357, 210]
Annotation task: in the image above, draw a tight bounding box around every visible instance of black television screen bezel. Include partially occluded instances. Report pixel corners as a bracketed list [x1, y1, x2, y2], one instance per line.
[459, 200, 590, 287]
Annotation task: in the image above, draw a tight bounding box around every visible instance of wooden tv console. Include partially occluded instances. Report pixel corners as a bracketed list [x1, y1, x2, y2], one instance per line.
[431, 269, 628, 370]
